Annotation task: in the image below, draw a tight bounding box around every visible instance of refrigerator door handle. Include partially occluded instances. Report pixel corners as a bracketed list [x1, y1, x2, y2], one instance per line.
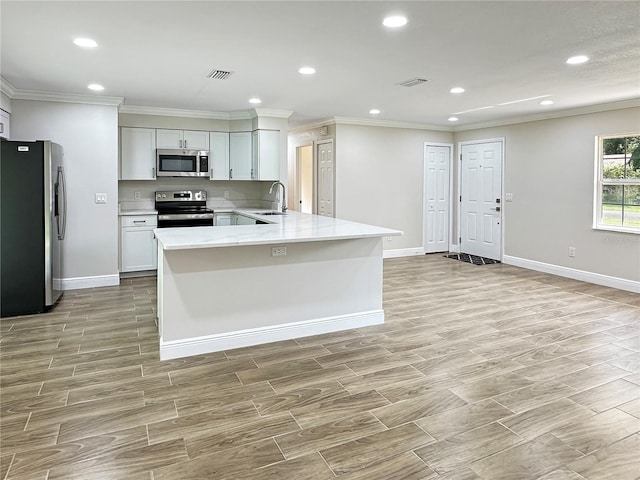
[57, 166, 67, 240]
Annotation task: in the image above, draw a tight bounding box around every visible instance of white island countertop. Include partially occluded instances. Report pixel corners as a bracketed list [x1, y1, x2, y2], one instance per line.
[154, 210, 402, 250]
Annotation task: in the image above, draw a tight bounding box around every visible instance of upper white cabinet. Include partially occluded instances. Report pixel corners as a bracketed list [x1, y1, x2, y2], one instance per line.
[209, 132, 230, 180]
[120, 127, 157, 180]
[229, 132, 255, 180]
[156, 129, 209, 150]
[0, 109, 10, 140]
[253, 130, 280, 180]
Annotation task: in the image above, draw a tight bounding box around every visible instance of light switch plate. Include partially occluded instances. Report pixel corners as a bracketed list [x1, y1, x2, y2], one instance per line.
[95, 193, 107, 204]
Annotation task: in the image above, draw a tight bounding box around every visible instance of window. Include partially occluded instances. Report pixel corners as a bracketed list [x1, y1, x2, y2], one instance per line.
[594, 134, 640, 233]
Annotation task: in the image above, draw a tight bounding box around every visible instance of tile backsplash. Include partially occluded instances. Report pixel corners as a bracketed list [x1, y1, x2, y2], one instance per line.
[119, 179, 280, 211]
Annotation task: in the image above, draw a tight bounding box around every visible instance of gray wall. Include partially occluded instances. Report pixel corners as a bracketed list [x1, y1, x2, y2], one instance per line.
[454, 106, 640, 282]
[11, 99, 119, 282]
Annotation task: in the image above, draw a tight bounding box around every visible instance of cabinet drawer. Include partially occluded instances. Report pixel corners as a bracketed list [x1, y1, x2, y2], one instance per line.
[121, 215, 157, 227]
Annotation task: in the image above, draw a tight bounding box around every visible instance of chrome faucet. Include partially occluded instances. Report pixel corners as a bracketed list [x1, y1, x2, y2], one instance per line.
[269, 181, 287, 213]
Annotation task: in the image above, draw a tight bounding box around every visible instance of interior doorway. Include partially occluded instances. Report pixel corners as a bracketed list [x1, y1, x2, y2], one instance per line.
[316, 139, 335, 217]
[424, 143, 452, 253]
[296, 145, 314, 213]
[459, 139, 504, 260]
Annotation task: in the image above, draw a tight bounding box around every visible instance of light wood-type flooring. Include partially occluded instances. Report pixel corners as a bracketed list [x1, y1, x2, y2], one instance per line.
[1, 254, 639, 479]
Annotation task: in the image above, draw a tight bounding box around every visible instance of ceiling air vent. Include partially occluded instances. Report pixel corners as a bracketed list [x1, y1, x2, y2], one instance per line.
[397, 77, 428, 87]
[206, 69, 234, 80]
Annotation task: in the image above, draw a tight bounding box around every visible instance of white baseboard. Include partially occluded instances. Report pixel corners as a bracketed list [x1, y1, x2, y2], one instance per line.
[503, 255, 640, 293]
[159, 309, 384, 360]
[61, 274, 120, 290]
[384, 247, 425, 258]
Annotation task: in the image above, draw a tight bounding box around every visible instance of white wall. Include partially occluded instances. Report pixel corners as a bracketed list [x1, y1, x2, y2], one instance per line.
[11, 100, 119, 286]
[334, 124, 453, 251]
[1, 92, 11, 113]
[455, 106, 640, 284]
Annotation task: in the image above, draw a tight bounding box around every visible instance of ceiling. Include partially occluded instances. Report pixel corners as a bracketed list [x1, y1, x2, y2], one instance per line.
[1, 1, 639, 129]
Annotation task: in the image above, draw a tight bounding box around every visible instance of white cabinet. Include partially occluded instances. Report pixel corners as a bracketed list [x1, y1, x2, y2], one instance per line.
[253, 130, 280, 180]
[120, 127, 156, 180]
[209, 132, 230, 180]
[214, 213, 233, 226]
[0, 109, 10, 140]
[156, 129, 209, 150]
[229, 132, 255, 180]
[120, 215, 158, 272]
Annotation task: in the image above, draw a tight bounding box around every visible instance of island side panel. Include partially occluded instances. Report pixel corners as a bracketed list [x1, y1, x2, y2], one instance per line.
[158, 237, 384, 358]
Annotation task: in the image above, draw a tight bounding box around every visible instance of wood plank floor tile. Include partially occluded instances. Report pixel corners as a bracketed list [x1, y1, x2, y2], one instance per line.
[513, 356, 590, 382]
[232, 452, 335, 480]
[492, 379, 578, 413]
[500, 397, 595, 440]
[153, 438, 284, 480]
[339, 364, 426, 395]
[275, 411, 386, 459]
[253, 381, 349, 416]
[376, 373, 461, 403]
[550, 408, 640, 455]
[414, 422, 521, 474]
[469, 432, 582, 480]
[568, 432, 640, 480]
[449, 372, 533, 403]
[334, 451, 437, 480]
[617, 398, 640, 418]
[269, 364, 356, 393]
[371, 388, 467, 428]
[185, 411, 300, 459]
[416, 399, 513, 440]
[536, 466, 590, 480]
[569, 378, 640, 413]
[320, 423, 434, 475]
[291, 389, 390, 429]
[236, 358, 323, 384]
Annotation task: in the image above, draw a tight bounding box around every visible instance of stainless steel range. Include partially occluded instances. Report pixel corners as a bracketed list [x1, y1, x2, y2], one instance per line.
[155, 190, 214, 228]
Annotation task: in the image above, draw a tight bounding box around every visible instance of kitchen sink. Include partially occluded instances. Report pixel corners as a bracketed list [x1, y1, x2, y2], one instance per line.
[254, 211, 286, 216]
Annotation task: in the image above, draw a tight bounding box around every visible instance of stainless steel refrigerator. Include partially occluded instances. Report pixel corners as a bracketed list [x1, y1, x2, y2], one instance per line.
[1, 140, 66, 317]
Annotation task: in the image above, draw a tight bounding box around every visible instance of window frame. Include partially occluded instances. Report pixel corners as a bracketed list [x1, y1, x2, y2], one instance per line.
[593, 133, 640, 234]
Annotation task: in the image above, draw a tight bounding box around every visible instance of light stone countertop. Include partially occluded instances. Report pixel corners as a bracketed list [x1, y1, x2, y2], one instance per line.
[119, 209, 158, 216]
[154, 210, 402, 250]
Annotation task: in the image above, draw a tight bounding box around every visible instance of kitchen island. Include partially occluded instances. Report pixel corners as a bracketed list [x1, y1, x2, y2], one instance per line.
[154, 211, 402, 360]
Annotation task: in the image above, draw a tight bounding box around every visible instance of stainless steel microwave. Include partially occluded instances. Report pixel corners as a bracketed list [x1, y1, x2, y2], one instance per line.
[156, 149, 209, 177]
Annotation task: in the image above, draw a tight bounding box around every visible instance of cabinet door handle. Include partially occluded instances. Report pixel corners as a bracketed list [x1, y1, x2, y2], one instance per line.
[0, 122, 4, 134]
[250, 168, 254, 179]
[210, 168, 214, 178]
[229, 168, 233, 179]
[179, 139, 183, 148]
[133, 220, 146, 224]
[152, 167, 156, 178]
[184, 139, 187, 148]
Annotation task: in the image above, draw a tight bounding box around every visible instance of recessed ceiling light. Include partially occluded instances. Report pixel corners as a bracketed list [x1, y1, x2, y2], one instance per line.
[87, 84, 104, 91]
[566, 55, 589, 65]
[540, 100, 554, 106]
[298, 66, 316, 75]
[450, 87, 465, 94]
[249, 98, 262, 104]
[383, 16, 407, 28]
[448, 116, 459, 122]
[73, 37, 97, 48]
[369, 109, 381, 115]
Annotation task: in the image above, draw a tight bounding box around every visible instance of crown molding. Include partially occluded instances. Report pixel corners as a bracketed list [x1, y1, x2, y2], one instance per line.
[1, 78, 123, 106]
[1, 77, 16, 97]
[119, 104, 231, 119]
[251, 108, 294, 119]
[454, 98, 640, 132]
[292, 116, 454, 133]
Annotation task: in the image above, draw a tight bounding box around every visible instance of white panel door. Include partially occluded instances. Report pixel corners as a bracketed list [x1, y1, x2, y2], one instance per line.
[317, 140, 335, 217]
[460, 141, 502, 260]
[424, 145, 451, 253]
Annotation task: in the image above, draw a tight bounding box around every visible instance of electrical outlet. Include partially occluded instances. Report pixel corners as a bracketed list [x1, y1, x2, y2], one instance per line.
[568, 247, 576, 257]
[271, 246, 287, 257]
[95, 193, 107, 204]
[505, 193, 513, 202]
[386, 236, 393, 241]
[134, 191, 141, 200]
[224, 191, 230, 199]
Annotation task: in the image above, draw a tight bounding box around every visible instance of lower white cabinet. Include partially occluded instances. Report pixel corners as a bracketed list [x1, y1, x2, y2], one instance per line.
[120, 215, 158, 272]
[0, 109, 10, 140]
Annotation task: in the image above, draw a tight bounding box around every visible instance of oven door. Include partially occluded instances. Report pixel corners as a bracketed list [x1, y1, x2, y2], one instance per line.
[157, 213, 214, 228]
[156, 150, 201, 177]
